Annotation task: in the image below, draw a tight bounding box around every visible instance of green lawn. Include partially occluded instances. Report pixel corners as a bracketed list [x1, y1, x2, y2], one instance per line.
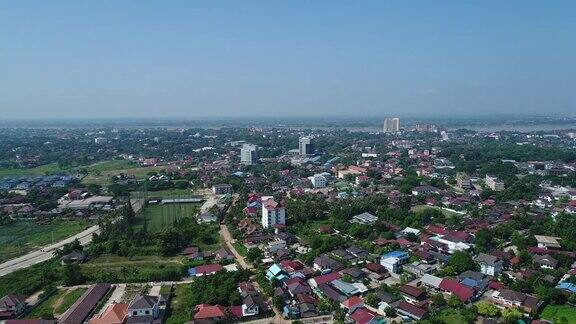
[0, 220, 93, 263]
[138, 203, 201, 232]
[437, 308, 468, 324]
[412, 204, 466, 218]
[541, 305, 576, 324]
[165, 283, 193, 324]
[27, 289, 67, 319]
[146, 188, 196, 198]
[0, 163, 64, 178]
[81, 162, 165, 186]
[54, 288, 87, 315]
[85, 160, 139, 172]
[81, 254, 187, 283]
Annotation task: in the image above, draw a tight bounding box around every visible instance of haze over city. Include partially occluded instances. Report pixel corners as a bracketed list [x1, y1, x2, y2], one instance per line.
[1, 1, 575, 120]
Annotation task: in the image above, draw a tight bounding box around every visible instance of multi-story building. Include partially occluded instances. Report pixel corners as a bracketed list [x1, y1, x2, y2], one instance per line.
[474, 253, 503, 276]
[299, 137, 314, 156]
[456, 172, 472, 190]
[240, 144, 258, 165]
[383, 118, 400, 133]
[309, 174, 327, 188]
[261, 197, 285, 228]
[485, 175, 505, 191]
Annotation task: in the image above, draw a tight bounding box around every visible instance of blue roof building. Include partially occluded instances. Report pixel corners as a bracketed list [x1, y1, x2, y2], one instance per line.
[557, 282, 576, 293]
[266, 264, 288, 281]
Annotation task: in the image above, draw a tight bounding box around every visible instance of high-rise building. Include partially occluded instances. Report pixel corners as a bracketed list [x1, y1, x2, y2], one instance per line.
[299, 136, 314, 156]
[456, 172, 472, 190]
[240, 144, 258, 165]
[485, 175, 505, 191]
[261, 197, 286, 228]
[383, 118, 400, 133]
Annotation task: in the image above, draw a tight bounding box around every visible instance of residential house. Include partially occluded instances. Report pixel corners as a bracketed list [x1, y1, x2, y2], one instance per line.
[474, 253, 503, 276]
[90, 303, 128, 324]
[398, 285, 426, 304]
[491, 289, 542, 314]
[380, 251, 409, 274]
[126, 295, 160, 324]
[194, 304, 227, 321]
[313, 254, 344, 273]
[0, 295, 26, 318]
[396, 301, 428, 321]
[350, 212, 378, 225]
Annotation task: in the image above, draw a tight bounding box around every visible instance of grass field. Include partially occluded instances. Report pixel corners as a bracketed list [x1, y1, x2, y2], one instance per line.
[27, 289, 67, 319]
[54, 288, 87, 315]
[27, 287, 87, 318]
[81, 254, 186, 283]
[0, 163, 64, 178]
[138, 203, 201, 232]
[81, 163, 165, 186]
[0, 220, 93, 263]
[541, 305, 576, 324]
[85, 160, 139, 172]
[146, 188, 195, 198]
[437, 308, 468, 324]
[165, 283, 193, 324]
[412, 204, 467, 218]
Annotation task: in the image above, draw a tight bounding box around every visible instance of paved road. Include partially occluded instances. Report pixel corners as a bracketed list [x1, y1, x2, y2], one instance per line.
[0, 225, 101, 277]
[0, 198, 144, 277]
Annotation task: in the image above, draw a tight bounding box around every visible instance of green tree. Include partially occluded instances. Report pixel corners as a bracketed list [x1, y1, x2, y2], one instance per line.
[364, 293, 379, 308]
[476, 301, 500, 317]
[62, 263, 85, 286]
[446, 250, 478, 274]
[502, 308, 522, 324]
[246, 247, 264, 264]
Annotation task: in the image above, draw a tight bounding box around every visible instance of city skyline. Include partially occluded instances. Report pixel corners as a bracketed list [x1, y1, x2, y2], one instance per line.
[1, 1, 575, 119]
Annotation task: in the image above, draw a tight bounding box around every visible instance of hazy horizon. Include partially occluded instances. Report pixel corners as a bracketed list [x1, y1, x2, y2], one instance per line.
[1, 1, 575, 119]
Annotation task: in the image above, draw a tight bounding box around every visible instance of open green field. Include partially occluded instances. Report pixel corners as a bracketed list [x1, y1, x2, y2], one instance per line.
[165, 283, 193, 324]
[27, 289, 67, 319]
[27, 288, 87, 318]
[81, 161, 165, 186]
[54, 288, 87, 315]
[412, 204, 467, 218]
[0, 220, 93, 263]
[0, 163, 64, 178]
[81, 254, 186, 283]
[85, 160, 139, 172]
[146, 188, 195, 198]
[138, 203, 201, 232]
[541, 305, 576, 324]
[437, 308, 468, 324]
[28, 287, 87, 318]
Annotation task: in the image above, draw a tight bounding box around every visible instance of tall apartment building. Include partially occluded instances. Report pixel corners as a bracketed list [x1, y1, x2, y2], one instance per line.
[299, 136, 314, 156]
[485, 175, 505, 191]
[383, 118, 400, 133]
[240, 144, 258, 165]
[456, 172, 472, 190]
[309, 174, 327, 188]
[261, 197, 286, 228]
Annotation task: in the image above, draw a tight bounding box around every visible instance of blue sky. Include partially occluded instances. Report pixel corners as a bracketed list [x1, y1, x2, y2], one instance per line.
[1, 1, 575, 119]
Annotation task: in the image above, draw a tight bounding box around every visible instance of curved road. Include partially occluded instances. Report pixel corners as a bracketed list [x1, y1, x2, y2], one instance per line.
[0, 198, 144, 277]
[0, 225, 100, 277]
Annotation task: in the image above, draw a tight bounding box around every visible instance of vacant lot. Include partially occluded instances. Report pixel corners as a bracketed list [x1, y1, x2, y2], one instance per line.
[138, 203, 201, 232]
[81, 254, 186, 283]
[541, 305, 576, 324]
[165, 283, 193, 324]
[0, 220, 93, 263]
[27, 287, 86, 319]
[81, 160, 164, 186]
[412, 204, 466, 218]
